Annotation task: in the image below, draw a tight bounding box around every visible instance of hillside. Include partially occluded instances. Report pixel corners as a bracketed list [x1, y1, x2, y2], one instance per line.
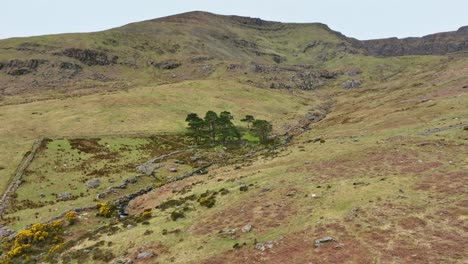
[0, 11, 467, 264]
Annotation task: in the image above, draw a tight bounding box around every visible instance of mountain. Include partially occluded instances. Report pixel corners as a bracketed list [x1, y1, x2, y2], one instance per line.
[1, 11, 467, 97]
[360, 26, 468, 56]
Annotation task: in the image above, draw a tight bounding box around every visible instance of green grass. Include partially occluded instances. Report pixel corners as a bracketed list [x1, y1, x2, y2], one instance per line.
[0, 79, 313, 194]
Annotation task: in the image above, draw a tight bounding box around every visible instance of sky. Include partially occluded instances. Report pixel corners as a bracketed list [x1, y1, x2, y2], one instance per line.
[1, 0, 468, 40]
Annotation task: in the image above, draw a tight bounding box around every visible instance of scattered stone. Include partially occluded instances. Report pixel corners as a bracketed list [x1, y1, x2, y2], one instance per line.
[96, 193, 106, 199]
[255, 241, 274, 251]
[315, 236, 336, 247]
[341, 79, 362, 89]
[136, 252, 154, 260]
[190, 156, 200, 162]
[218, 228, 236, 237]
[124, 177, 137, 184]
[115, 183, 128, 189]
[286, 190, 297, 197]
[346, 68, 362, 76]
[0, 226, 14, 239]
[85, 178, 101, 188]
[111, 258, 133, 264]
[174, 160, 185, 164]
[169, 167, 178, 173]
[136, 163, 160, 176]
[57, 192, 73, 201]
[241, 224, 252, 233]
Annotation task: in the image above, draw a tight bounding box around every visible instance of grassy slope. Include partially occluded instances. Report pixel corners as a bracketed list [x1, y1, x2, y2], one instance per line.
[0, 80, 314, 193]
[50, 55, 467, 263]
[0, 11, 467, 264]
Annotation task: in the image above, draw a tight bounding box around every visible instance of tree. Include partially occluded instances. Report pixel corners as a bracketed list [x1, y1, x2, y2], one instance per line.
[217, 111, 239, 142]
[241, 115, 255, 129]
[185, 113, 205, 144]
[252, 119, 272, 143]
[204, 111, 219, 143]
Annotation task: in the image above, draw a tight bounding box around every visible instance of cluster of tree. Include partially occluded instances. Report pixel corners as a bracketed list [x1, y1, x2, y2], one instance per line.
[185, 111, 272, 144]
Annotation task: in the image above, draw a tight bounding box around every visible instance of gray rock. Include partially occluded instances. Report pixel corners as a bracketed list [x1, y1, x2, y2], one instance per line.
[255, 241, 274, 251]
[315, 236, 336, 246]
[346, 69, 362, 76]
[255, 243, 265, 251]
[136, 163, 159, 176]
[241, 224, 252, 233]
[111, 258, 133, 264]
[136, 252, 154, 260]
[169, 167, 178, 173]
[85, 178, 101, 188]
[190, 156, 201, 162]
[341, 79, 362, 89]
[0, 226, 14, 239]
[218, 228, 236, 237]
[57, 192, 73, 201]
[124, 177, 137, 184]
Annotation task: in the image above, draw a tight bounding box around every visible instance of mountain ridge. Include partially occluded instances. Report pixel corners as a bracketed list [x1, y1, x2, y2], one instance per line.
[0, 11, 467, 97]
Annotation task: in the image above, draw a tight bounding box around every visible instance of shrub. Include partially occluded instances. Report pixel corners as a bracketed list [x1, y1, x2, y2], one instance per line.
[170, 211, 185, 221]
[96, 202, 116, 218]
[198, 196, 216, 208]
[141, 209, 152, 219]
[65, 211, 77, 225]
[3, 221, 64, 262]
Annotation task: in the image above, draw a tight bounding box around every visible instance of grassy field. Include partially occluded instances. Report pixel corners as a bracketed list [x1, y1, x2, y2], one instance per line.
[0, 79, 314, 195]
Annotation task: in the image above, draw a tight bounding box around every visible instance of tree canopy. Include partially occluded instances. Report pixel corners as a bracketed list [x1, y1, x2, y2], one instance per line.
[185, 111, 272, 145]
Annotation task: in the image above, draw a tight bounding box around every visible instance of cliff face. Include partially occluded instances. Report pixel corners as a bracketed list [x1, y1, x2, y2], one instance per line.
[359, 26, 468, 57]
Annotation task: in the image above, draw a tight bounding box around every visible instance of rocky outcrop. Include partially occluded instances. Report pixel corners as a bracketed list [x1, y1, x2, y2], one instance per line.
[60, 62, 82, 71]
[3, 59, 47, 76]
[60, 48, 118, 66]
[359, 26, 468, 57]
[151, 59, 181, 69]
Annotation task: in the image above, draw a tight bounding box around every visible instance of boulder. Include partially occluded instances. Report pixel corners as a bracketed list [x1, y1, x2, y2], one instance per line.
[57, 192, 73, 201]
[85, 178, 101, 188]
[255, 241, 274, 251]
[341, 79, 362, 89]
[136, 163, 159, 176]
[0, 226, 14, 239]
[136, 252, 154, 260]
[111, 258, 133, 264]
[218, 228, 236, 237]
[241, 224, 252, 233]
[314, 236, 336, 246]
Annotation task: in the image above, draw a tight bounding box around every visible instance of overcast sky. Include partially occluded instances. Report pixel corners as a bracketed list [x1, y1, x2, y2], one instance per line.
[2, 0, 467, 40]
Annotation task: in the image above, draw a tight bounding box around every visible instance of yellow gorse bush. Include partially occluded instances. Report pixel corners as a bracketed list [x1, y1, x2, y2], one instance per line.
[2, 220, 64, 262]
